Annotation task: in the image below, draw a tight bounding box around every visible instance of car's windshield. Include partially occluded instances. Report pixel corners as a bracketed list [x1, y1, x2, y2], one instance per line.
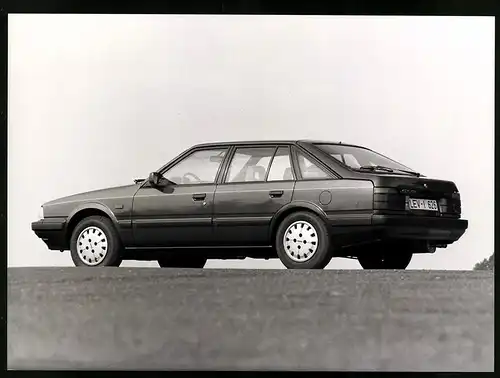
[315, 144, 418, 174]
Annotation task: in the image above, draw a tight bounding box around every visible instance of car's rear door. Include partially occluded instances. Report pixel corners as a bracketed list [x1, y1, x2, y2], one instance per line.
[212, 144, 296, 246]
[131, 147, 229, 247]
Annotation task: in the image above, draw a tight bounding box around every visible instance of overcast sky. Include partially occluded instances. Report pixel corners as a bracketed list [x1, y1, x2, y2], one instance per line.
[8, 14, 494, 270]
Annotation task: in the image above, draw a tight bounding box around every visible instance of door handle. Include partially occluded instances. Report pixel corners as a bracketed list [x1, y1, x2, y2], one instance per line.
[269, 190, 284, 198]
[192, 193, 207, 201]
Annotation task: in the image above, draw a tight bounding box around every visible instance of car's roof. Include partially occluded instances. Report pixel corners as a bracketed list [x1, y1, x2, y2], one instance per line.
[193, 139, 367, 149]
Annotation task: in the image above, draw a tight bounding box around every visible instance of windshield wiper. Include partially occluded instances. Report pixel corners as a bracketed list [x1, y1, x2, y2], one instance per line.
[358, 165, 394, 173]
[358, 165, 421, 177]
[393, 168, 421, 177]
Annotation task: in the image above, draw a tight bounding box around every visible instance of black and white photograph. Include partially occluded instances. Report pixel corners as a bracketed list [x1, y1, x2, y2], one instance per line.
[5, 10, 494, 371]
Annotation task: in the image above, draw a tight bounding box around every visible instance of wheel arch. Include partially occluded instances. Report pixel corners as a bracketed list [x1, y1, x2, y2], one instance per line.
[65, 202, 120, 245]
[269, 201, 329, 243]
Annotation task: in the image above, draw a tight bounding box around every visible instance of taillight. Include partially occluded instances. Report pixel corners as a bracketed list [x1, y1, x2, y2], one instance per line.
[449, 192, 461, 216]
[374, 187, 406, 211]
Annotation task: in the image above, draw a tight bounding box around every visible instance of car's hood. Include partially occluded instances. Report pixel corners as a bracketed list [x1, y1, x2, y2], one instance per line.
[43, 183, 141, 207]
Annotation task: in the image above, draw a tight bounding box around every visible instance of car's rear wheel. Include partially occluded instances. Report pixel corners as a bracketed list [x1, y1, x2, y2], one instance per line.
[158, 253, 207, 268]
[275, 211, 332, 269]
[70, 216, 123, 267]
[357, 241, 413, 270]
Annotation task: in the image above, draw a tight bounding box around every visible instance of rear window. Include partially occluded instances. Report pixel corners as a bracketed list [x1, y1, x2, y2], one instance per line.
[315, 144, 416, 173]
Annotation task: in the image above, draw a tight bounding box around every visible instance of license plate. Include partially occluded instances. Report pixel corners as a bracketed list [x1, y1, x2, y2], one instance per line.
[408, 198, 439, 211]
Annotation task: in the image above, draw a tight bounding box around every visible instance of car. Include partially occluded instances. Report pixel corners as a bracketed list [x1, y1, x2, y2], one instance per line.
[32, 140, 468, 269]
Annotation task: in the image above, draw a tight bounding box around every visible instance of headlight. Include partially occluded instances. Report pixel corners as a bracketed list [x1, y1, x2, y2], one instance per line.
[38, 206, 44, 219]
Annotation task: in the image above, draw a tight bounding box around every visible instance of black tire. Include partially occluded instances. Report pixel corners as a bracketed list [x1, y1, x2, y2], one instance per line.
[70, 216, 123, 267]
[275, 211, 332, 269]
[158, 253, 207, 268]
[357, 241, 413, 270]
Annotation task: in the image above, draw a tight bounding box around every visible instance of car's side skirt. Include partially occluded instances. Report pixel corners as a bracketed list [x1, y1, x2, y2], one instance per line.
[123, 245, 276, 260]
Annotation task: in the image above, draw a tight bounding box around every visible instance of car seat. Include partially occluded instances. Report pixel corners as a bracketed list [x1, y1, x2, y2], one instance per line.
[283, 167, 293, 180]
[245, 166, 267, 181]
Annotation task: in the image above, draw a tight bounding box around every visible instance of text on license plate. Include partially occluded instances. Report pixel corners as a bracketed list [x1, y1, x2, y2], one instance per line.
[408, 198, 438, 211]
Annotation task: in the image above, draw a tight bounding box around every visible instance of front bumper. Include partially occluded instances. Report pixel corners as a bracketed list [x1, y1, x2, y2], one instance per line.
[31, 218, 68, 250]
[372, 214, 468, 243]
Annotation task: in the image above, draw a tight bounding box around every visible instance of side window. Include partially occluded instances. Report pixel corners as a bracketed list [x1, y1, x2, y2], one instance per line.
[226, 147, 275, 183]
[163, 148, 227, 185]
[267, 146, 294, 181]
[295, 150, 331, 180]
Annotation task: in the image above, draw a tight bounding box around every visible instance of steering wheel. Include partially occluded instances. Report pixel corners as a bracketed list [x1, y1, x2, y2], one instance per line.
[182, 172, 202, 183]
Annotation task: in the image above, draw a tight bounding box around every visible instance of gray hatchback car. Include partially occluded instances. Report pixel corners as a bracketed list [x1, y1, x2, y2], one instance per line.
[32, 140, 468, 269]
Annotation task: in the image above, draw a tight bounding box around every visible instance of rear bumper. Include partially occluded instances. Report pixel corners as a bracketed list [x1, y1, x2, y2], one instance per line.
[31, 218, 68, 250]
[372, 214, 468, 243]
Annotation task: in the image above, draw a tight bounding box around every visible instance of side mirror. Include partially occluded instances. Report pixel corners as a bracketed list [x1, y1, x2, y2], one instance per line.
[148, 172, 176, 188]
[148, 171, 163, 187]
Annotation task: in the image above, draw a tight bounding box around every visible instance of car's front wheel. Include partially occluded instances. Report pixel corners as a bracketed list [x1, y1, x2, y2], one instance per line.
[357, 241, 413, 270]
[275, 211, 332, 269]
[70, 216, 123, 267]
[158, 253, 207, 268]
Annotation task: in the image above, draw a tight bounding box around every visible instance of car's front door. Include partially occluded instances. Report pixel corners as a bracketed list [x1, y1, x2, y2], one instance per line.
[132, 147, 229, 247]
[213, 145, 296, 246]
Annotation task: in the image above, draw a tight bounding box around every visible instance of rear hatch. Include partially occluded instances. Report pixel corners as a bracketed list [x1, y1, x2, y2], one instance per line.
[373, 175, 461, 218]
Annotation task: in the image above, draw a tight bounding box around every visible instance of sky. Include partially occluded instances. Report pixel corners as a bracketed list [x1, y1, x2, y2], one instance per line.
[8, 14, 494, 270]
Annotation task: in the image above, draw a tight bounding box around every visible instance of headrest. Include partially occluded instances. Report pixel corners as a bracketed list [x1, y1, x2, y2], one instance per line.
[283, 167, 293, 180]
